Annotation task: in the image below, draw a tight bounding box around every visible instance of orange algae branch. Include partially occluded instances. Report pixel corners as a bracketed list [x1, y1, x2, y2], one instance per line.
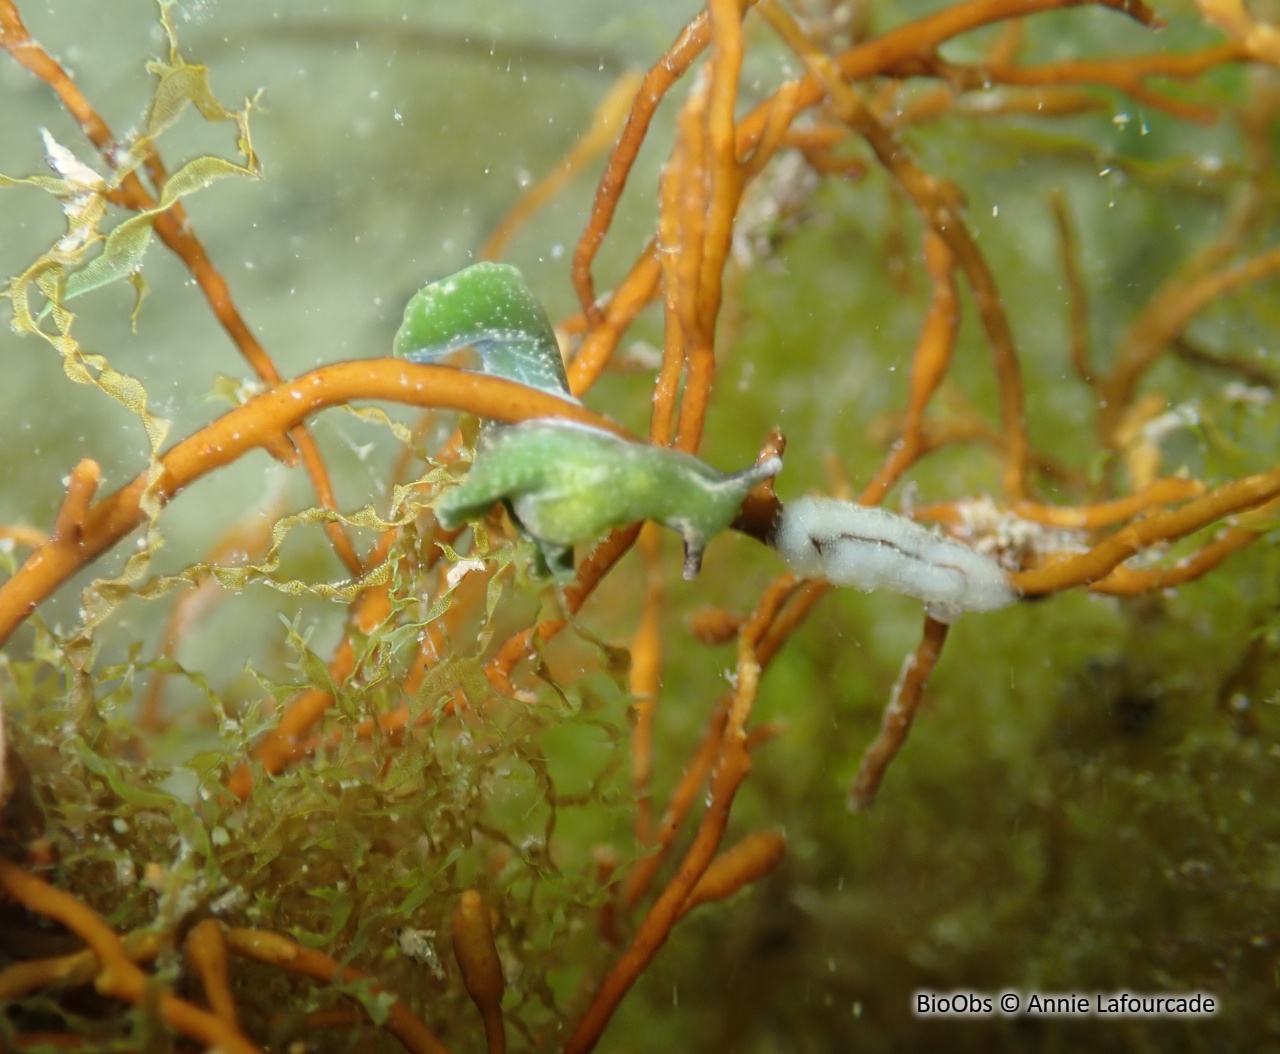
[661, 11, 799, 454]
[593, 848, 625, 947]
[0, 361, 627, 651]
[567, 574, 797, 1054]
[1050, 189, 1098, 391]
[1196, 0, 1280, 66]
[224, 927, 453, 1054]
[50, 459, 101, 544]
[1009, 478, 1207, 528]
[1089, 525, 1263, 595]
[883, 82, 1109, 129]
[652, 76, 709, 447]
[917, 43, 1247, 124]
[566, 242, 662, 396]
[670, 0, 751, 456]
[630, 524, 666, 845]
[888, 416, 1080, 489]
[912, 477, 1207, 530]
[1172, 333, 1279, 389]
[757, 0, 1030, 498]
[0, 931, 161, 1000]
[276, 1008, 364, 1032]
[0, 1, 115, 152]
[730, 0, 1161, 163]
[625, 576, 826, 908]
[451, 890, 507, 1054]
[0, 860, 264, 1054]
[1013, 466, 1280, 595]
[624, 691, 731, 909]
[741, 79, 804, 177]
[677, 829, 786, 919]
[571, 10, 713, 319]
[860, 231, 959, 506]
[1100, 245, 1280, 442]
[701, 0, 750, 306]
[0, 524, 47, 549]
[848, 615, 950, 811]
[689, 605, 747, 645]
[185, 919, 238, 1026]
[985, 17, 1025, 68]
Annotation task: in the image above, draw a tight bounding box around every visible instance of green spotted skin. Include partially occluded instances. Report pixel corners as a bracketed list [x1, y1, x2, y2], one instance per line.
[437, 420, 782, 579]
[393, 262, 572, 397]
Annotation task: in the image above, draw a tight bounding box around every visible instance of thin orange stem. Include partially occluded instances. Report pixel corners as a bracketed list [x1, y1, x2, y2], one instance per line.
[848, 615, 950, 810]
[0, 524, 48, 548]
[860, 231, 959, 505]
[572, 11, 712, 319]
[485, 524, 643, 697]
[630, 523, 665, 845]
[677, 829, 786, 919]
[1088, 526, 1262, 595]
[1013, 466, 1280, 594]
[1101, 246, 1280, 442]
[451, 891, 506, 1054]
[568, 574, 797, 1054]
[224, 927, 453, 1054]
[50, 459, 101, 544]
[0, 860, 263, 1054]
[567, 244, 663, 396]
[185, 919, 238, 1026]
[623, 575, 822, 908]
[912, 477, 1207, 529]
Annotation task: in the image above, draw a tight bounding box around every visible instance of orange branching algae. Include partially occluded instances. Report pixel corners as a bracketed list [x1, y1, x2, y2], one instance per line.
[2, 0, 1279, 1051]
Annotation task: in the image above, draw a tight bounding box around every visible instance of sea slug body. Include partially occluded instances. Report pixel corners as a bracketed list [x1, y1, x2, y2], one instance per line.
[437, 419, 782, 580]
[772, 495, 1018, 622]
[393, 263, 782, 580]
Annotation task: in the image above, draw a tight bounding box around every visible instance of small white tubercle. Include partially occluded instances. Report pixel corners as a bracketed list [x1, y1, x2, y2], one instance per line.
[773, 496, 1019, 623]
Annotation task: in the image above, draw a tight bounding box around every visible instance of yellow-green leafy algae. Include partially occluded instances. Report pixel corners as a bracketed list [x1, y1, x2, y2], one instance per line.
[1, 600, 635, 1053]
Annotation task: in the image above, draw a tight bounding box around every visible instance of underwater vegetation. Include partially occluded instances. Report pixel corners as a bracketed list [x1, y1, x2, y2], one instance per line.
[2, 0, 1280, 1050]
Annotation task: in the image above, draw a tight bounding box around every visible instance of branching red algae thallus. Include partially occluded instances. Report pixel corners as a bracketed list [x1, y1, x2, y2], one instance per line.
[2, 0, 1279, 1051]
